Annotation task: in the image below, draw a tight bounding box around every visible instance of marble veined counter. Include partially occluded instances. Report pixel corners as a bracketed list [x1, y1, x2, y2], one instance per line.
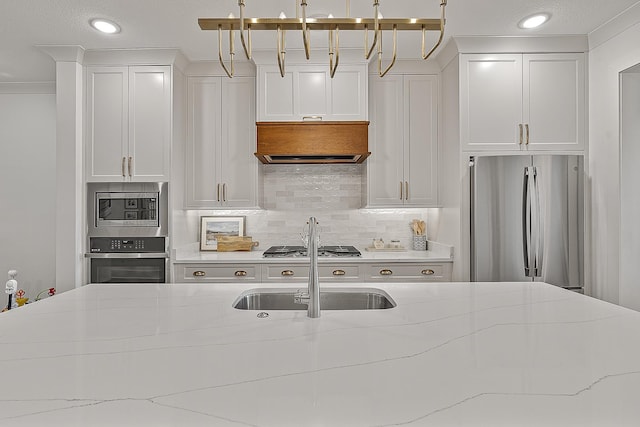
[2, 282, 640, 426]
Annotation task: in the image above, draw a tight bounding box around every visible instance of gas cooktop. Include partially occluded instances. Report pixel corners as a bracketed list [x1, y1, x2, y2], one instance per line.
[263, 245, 361, 258]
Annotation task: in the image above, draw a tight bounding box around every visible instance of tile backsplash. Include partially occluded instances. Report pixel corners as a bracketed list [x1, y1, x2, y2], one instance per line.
[173, 164, 439, 250]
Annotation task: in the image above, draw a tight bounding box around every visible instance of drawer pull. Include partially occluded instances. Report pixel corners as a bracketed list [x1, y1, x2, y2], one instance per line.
[234, 270, 247, 277]
[281, 270, 294, 277]
[332, 269, 346, 276]
[379, 269, 393, 276]
[193, 271, 206, 277]
[421, 269, 435, 276]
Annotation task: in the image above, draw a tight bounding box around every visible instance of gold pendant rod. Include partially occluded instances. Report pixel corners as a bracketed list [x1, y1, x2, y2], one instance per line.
[277, 25, 286, 77]
[364, 0, 380, 60]
[422, 0, 447, 60]
[217, 25, 234, 78]
[301, 0, 311, 60]
[238, 0, 252, 60]
[329, 26, 339, 78]
[378, 25, 397, 78]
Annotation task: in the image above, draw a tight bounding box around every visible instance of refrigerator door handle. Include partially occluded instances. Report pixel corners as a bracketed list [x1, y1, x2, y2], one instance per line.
[522, 166, 532, 277]
[531, 166, 542, 277]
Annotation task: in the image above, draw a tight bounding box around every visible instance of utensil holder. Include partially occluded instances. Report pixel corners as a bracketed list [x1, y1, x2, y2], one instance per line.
[412, 235, 427, 251]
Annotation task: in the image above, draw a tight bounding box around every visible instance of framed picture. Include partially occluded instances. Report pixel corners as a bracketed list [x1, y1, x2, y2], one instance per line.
[199, 216, 245, 251]
[125, 199, 138, 209]
[125, 211, 137, 220]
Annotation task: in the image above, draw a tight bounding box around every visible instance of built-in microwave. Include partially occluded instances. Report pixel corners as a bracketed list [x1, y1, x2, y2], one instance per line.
[87, 182, 168, 237]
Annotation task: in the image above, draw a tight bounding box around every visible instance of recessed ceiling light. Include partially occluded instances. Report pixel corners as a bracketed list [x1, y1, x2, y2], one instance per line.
[90, 18, 121, 34]
[518, 13, 550, 29]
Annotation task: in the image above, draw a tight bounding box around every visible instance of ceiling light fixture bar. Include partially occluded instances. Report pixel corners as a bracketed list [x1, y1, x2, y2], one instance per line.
[199, 0, 447, 78]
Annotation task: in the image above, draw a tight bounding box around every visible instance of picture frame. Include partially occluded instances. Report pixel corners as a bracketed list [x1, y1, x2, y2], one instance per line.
[125, 211, 138, 220]
[199, 216, 245, 251]
[125, 199, 138, 209]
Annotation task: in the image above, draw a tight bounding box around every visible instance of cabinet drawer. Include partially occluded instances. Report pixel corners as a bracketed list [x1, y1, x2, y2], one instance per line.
[176, 264, 259, 283]
[262, 265, 309, 282]
[365, 263, 451, 282]
[318, 264, 363, 281]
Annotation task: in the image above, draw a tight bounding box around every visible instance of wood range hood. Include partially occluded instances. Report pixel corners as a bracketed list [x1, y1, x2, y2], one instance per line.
[255, 121, 370, 164]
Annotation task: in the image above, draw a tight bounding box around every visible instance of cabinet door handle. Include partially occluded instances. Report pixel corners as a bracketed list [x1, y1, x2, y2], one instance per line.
[281, 270, 294, 276]
[217, 183, 221, 202]
[128, 157, 132, 177]
[122, 157, 126, 177]
[234, 270, 247, 277]
[193, 271, 206, 277]
[400, 182, 403, 200]
[332, 269, 346, 276]
[519, 124, 523, 145]
[525, 124, 530, 145]
[405, 181, 409, 201]
[379, 269, 393, 276]
[223, 183, 227, 202]
[302, 116, 323, 121]
[421, 269, 435, 276]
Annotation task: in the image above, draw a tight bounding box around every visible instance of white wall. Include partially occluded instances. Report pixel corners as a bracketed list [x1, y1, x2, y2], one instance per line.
[589, 6, 640, 307]
[0, 89, 57, 301]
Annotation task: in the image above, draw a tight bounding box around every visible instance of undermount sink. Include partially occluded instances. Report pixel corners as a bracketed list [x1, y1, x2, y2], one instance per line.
[232, 287, 396, 311]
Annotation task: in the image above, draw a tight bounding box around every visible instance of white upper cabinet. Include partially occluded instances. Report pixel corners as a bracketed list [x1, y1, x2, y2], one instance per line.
[185, 76, 258, 209]
[367, 74, 439, 207]
[257, 64, 367, 121]
[460, 53, 585, 152]
[86, 66, 171, 182]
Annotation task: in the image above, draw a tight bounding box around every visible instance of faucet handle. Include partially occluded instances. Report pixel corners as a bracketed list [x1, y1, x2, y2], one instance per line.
[294, 290, 310, 305]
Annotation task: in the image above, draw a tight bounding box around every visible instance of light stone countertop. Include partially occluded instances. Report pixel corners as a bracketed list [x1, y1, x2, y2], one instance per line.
[173, 240, 453, 264]
[2, 282, 640, 426]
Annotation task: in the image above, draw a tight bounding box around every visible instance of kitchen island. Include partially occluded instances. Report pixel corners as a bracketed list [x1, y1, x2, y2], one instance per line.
[2, 282, 640, 426]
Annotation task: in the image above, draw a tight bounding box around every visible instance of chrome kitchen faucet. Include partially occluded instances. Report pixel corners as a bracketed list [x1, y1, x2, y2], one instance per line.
[294, 217, 320, 318]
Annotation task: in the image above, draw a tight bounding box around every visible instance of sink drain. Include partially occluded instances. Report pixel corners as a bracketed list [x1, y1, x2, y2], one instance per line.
[257, 312, 269, 318]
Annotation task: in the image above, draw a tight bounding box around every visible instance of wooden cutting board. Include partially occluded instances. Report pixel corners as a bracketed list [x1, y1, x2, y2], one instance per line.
[216, 236, 259, 252]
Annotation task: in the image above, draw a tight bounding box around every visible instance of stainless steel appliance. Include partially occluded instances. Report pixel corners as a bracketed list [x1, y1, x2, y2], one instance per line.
[263, 245, 362, 258]
[86, 183, 169, 283]
[87, 237, 168, 283]
[87, 182, 168, 237]
[469, 155, 584, 291]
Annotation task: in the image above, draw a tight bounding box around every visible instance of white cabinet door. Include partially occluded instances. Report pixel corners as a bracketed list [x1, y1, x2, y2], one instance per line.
[128, 66, 171, 182]
[220, 77, 257, 207]
[186, 77, 222, 207]
[404, 75, 438, 206]
[186, 76, 258, 209]
[86, 65, 171, 182]
[367, 74, 439, 207]
[460, 53, 585, 152]
[460, 54, 523, 152]
[86, 67, 129, 181]
[368, 75, 405, 206]
[259, 68, 295, 121]
[523, 53, 585, 151]
[257, 64, 367, 121]
[331, 65, 368, 120]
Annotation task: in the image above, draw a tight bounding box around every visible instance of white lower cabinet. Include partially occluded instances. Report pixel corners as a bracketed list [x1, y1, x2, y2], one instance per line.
[175, 264, 260, 283]
[173, 262, 450, 283]
[365, 263, 452, 282]
[185, 76, 258, 208]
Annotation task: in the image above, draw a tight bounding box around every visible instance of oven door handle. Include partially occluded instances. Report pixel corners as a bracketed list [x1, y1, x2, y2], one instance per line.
[85, 253, 169, 259]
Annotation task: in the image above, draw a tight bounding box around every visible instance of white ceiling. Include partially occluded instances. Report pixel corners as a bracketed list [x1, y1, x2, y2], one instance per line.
[1, 0, 639, 83]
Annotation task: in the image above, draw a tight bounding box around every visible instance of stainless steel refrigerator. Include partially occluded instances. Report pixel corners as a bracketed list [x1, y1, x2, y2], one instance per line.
[469, 155, 584, 291]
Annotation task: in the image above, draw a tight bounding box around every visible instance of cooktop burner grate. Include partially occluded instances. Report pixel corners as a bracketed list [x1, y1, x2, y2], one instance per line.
[263, 245, 361, 257]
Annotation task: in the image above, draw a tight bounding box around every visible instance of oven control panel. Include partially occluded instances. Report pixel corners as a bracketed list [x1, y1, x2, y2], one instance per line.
[90, 237, 166, 253]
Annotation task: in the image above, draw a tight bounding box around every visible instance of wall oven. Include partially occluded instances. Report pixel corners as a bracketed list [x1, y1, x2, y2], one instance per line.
[86, 183, 169, 284]
[87, 237, 168, 283]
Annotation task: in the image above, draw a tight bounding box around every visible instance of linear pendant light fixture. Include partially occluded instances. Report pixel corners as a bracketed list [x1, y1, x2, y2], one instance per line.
[198, 0, 448, 78]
